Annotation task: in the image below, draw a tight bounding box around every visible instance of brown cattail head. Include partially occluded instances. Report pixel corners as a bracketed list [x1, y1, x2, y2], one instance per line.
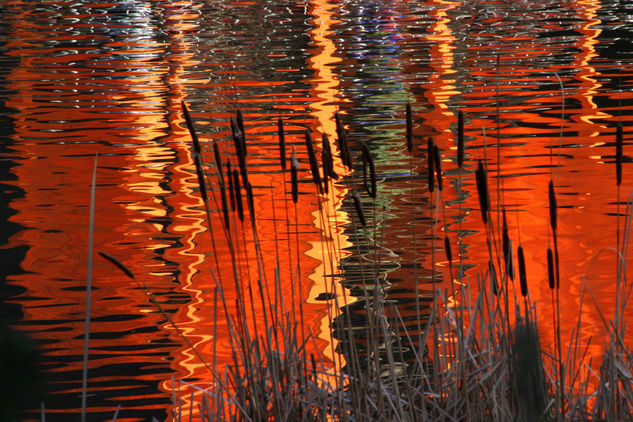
[476, 160, 489, 224]
[427, 137, 435, 193]
[457, 110, 464, 168]
[193, 155, 208, 202]
[444, 235, 452, 264]
[304, 132, 323, 193]
[246, 181, 255, 226]
[335, 112, 352, 169]
[547, 247, 555, 290]
[321, 138, 330, 195]
[181, 100, 201, 155]
[548, 180, 557, 233]
[236, 109, 245, 147]
[406, 102, 413, 153]
[219, 182, 230, 230]
[352, 190, 366, 227]
[489, 260, 499, 296]
[227, 161, 235, 211]
[290, 148, 299, 204]
[360, 141, 377, 199]
[232, 169, 244, 222]
[322, 133, 338, 180]
[231, 116, 248, 186]
[518, 245, 528, 297]
[214, 142, 224, 186]
[278, 118, 286, 171]
[617, 122, 623, 186]
[503, 210, 515, 281]
[433, 145, 443, 191]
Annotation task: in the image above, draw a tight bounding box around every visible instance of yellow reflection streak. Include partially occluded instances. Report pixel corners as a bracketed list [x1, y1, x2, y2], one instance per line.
[305, 0, 355, 369]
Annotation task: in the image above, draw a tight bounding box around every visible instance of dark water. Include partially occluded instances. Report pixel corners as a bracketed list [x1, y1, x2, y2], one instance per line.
[2, 0, 633, 420]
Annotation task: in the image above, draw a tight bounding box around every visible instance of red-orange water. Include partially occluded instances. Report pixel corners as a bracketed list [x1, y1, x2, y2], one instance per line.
[1, 0, 633, 420]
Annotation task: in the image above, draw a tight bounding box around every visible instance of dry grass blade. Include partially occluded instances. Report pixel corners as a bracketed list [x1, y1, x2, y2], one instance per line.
[98, 251, 134, 279]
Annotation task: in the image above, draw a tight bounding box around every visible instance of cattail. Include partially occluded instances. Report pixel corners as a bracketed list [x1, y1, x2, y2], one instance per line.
[227, 161, 235, 211]
[233, 169, 244, 222]
[291, 149, 299, 204]
[547, 247, 555, 290]
[246, 181, 255, 225]
[181, 100, 201, 155]
[352, 190, 366, 227]
[98, 251, 134, 279]
[548, 180, 557, 233]
[193, 155, 208, 202]
[433, 145, 443, 191]
[304, 132, 322, 193]
[476, 160, 489, 224]
[518, 245, 528, 297]
[457, 110, 464, 168]
[489, 260, 499, 295]
[444, 235, 452, 263]
[503, 210, 515, 281]
[427, 137, 435, 193]
[236, 109, 245, 152]
[231, 116, 248, 187]
[406, 102, 413, 153]
[278, 118, 286, 171]
[322, 133, 338, 180]
[219, 182, 230, 230]
[335, 112, 352, 169]
[360, 141, 377, 199]
[214, 142, 223, 186]
[617, 122, 623, 186]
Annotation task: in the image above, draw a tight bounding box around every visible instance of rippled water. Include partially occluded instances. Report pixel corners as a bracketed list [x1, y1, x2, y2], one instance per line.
[2, 0, 633, 420]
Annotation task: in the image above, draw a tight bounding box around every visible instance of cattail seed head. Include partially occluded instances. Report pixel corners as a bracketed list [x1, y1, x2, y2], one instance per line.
[427, 137, 435, 193]
[547, 247, 555, 290]
[548, 180, 557, 233]
[503, 210, 515, 281]
[433, 145, 443, 191]
[489, 260, 499, 296]
[444, 235, 452, 263]
[335, 112, 352, 170]
[227, 161, 235, 211]
[193, 155, 208, 202]
[305, 132, 323, 193]
[360, 141, 377, 199]
[352, 190, 366, 227]
[476, 160, 489, 224]
[214, 142, 224, 186]
[233, 169, 244, 222]
[291, 148, 299, 204]
[98, 251, 135, 279]
[518, 245, 528, 297]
